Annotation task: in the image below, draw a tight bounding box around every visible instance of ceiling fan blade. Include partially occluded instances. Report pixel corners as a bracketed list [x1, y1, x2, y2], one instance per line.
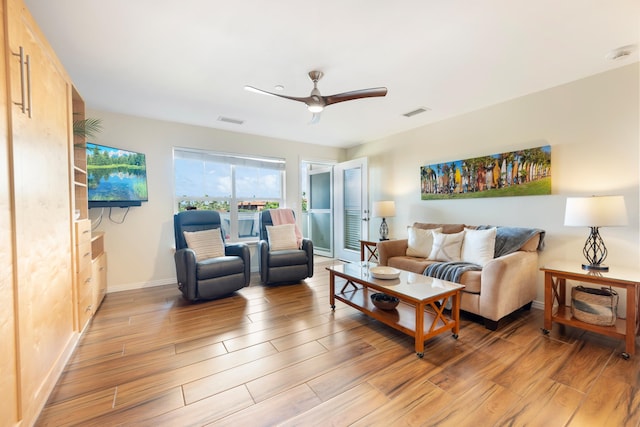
[324, 87, 388, 106]
[244, 86, 311, 104]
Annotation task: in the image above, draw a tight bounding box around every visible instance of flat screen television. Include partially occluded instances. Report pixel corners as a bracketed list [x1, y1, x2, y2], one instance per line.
[86, 142, 148, 208]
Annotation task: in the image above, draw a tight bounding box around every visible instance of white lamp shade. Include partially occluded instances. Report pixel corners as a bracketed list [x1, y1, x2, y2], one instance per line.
[564, 196, 628, 227]
[372, 201, 396, 218]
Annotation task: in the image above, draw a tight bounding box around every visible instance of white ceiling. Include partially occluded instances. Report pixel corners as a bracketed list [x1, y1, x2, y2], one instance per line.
[25, 0, 639, 148]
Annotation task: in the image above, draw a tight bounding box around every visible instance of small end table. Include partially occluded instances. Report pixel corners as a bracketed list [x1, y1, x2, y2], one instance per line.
[541, 262, 640, 359]
[360, 240, 380, 263]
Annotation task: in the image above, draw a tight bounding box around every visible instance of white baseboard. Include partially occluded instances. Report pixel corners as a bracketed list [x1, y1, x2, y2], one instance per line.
[532, 299, 544, 310]
[108, 277, 176, 293]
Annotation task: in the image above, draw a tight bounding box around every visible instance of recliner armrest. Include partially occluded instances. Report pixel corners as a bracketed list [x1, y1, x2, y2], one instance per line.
[174, 248, 198, 301]
[301, 238, 314, 277]
[257, 240, 269, 283]
[225, 242, 251, 286]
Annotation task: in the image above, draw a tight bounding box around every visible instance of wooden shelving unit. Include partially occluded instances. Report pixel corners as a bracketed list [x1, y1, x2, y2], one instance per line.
[72, 86, 88, 221]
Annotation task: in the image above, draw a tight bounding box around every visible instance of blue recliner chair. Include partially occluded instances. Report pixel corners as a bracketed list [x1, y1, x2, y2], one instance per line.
[174, 210, 250, 301]
[257, 209, 313, 285]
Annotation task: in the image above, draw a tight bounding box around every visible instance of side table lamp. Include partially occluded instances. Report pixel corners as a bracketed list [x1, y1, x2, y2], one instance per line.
[564, 195, 628, 272]
[372, 201, 395, 241]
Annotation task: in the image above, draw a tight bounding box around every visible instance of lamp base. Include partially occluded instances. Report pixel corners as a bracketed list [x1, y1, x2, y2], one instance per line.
[582, 263, 609, 272]
[379, 217, 389, 241]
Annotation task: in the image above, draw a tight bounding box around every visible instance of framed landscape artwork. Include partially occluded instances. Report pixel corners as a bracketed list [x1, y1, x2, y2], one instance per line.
[420, 145, 551, 200]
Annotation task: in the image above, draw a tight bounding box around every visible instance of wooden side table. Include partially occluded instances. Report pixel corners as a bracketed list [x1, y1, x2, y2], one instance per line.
[541, 262, 640, 359]
[360, 240, 380, 263]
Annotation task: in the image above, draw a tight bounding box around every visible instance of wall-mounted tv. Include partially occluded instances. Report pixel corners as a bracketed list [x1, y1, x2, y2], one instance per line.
[87, 143, 148, 208]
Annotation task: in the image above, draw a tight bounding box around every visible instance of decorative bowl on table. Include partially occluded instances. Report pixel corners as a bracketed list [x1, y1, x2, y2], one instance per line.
[369, 266, 401, 280]
[370, 293, 400, 310]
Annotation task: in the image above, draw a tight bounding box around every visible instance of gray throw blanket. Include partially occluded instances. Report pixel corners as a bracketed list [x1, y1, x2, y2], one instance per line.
[424, 261, 482, 283]
[423, 262, 481, 309]
[477, 225, 545, 258]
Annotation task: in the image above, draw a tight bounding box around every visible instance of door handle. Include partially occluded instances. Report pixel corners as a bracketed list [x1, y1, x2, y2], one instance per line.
[12, 46, 32, 118]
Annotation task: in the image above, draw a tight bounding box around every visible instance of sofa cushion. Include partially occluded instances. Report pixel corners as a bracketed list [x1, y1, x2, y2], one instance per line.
[388, 256, 438, 274]
[183, 228, 225, 261]
[462, 227, 497, 266]
[413, 223, 465, 234]
[406, 226, 441, 257]
[429, 230, 465, 262]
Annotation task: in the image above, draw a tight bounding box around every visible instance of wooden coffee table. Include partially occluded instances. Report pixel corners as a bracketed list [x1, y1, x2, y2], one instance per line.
[327, 262, 465, 357]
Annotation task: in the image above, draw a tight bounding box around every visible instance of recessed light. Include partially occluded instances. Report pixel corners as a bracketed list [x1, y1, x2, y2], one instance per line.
[274, 85, 284, 91]
[605, 44, 637, 61]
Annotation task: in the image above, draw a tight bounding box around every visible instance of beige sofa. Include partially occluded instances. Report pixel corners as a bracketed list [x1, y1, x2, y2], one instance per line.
[377, 223, 544, 330]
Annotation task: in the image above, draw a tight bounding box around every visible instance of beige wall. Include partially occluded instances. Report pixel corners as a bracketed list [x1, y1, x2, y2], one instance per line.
[85, 111, 346, 291]
[89, 63, 639, 308]
[348, 63, 639, 305]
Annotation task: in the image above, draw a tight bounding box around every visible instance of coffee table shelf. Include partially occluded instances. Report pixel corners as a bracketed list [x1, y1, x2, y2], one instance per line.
[328, 262, 464, 357]
[336, 287, 450, 338]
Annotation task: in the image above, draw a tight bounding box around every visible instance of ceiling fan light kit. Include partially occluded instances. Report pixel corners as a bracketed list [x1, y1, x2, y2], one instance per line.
[245, 70, 387, 122]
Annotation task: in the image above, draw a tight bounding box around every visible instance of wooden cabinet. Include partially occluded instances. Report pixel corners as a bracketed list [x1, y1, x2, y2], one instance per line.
[92, 232, 107, 311]
[75, 219, 93, 330]
[0, 1, 19, 424]
[2, 0, 81, 425]
[2, 1, 108, 423]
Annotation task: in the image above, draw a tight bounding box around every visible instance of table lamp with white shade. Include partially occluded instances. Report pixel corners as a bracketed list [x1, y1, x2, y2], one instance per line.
[564, 195, 628, 272]
[372, 201, 396, 241]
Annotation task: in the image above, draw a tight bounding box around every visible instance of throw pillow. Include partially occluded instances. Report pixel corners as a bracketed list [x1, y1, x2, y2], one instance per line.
[462, 227, 497, 266]
[267, 224, 299, 251]
[183, 228, 225, 262]
[428, 230, 465, 262]
[406, 226, 442, 258]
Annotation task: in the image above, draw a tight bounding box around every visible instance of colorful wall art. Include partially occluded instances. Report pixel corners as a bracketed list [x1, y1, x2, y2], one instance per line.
[420, 145, 551, 200]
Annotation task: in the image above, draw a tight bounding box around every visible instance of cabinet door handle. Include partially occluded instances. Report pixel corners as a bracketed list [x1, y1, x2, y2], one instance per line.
[25, 52, 32, 118]
[12, 46, 26, 115]
[12, 46, 32, 118]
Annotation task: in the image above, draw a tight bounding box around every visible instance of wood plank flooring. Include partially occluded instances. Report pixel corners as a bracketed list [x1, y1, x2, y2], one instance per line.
[36, 259, 640, 426]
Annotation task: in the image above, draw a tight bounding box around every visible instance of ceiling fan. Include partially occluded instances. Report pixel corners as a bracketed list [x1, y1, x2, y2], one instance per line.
[244, 71, 387, 123]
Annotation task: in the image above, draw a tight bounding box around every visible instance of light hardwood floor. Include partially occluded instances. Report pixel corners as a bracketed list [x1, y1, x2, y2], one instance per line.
[36, 259, 640, 426]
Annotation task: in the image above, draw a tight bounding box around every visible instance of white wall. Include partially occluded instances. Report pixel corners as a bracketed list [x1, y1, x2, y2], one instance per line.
[86, 111, 345, 292]
[348, 63, 639, 306]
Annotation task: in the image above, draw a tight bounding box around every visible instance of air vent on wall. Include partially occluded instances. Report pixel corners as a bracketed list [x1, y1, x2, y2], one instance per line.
[403, 107, 430, 118]
[217, 116, 244, 125]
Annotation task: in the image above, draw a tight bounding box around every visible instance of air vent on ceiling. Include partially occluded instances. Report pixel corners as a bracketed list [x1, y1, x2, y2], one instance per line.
[605, 44, 636, 61]
[218, 116, 244, 125]
[403, 107, 430, 118]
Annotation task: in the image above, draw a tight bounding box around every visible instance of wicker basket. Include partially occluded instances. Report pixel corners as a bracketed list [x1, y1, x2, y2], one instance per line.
[571, 285, 618, 326]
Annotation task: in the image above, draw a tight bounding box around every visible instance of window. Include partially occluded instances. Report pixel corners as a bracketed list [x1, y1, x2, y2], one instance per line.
[174, 148, 284, 241]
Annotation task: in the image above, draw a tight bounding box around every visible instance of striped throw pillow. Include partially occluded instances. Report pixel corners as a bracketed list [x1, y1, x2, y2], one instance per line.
[266, 224, 299, 251]
[183, 228, 225, 261]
